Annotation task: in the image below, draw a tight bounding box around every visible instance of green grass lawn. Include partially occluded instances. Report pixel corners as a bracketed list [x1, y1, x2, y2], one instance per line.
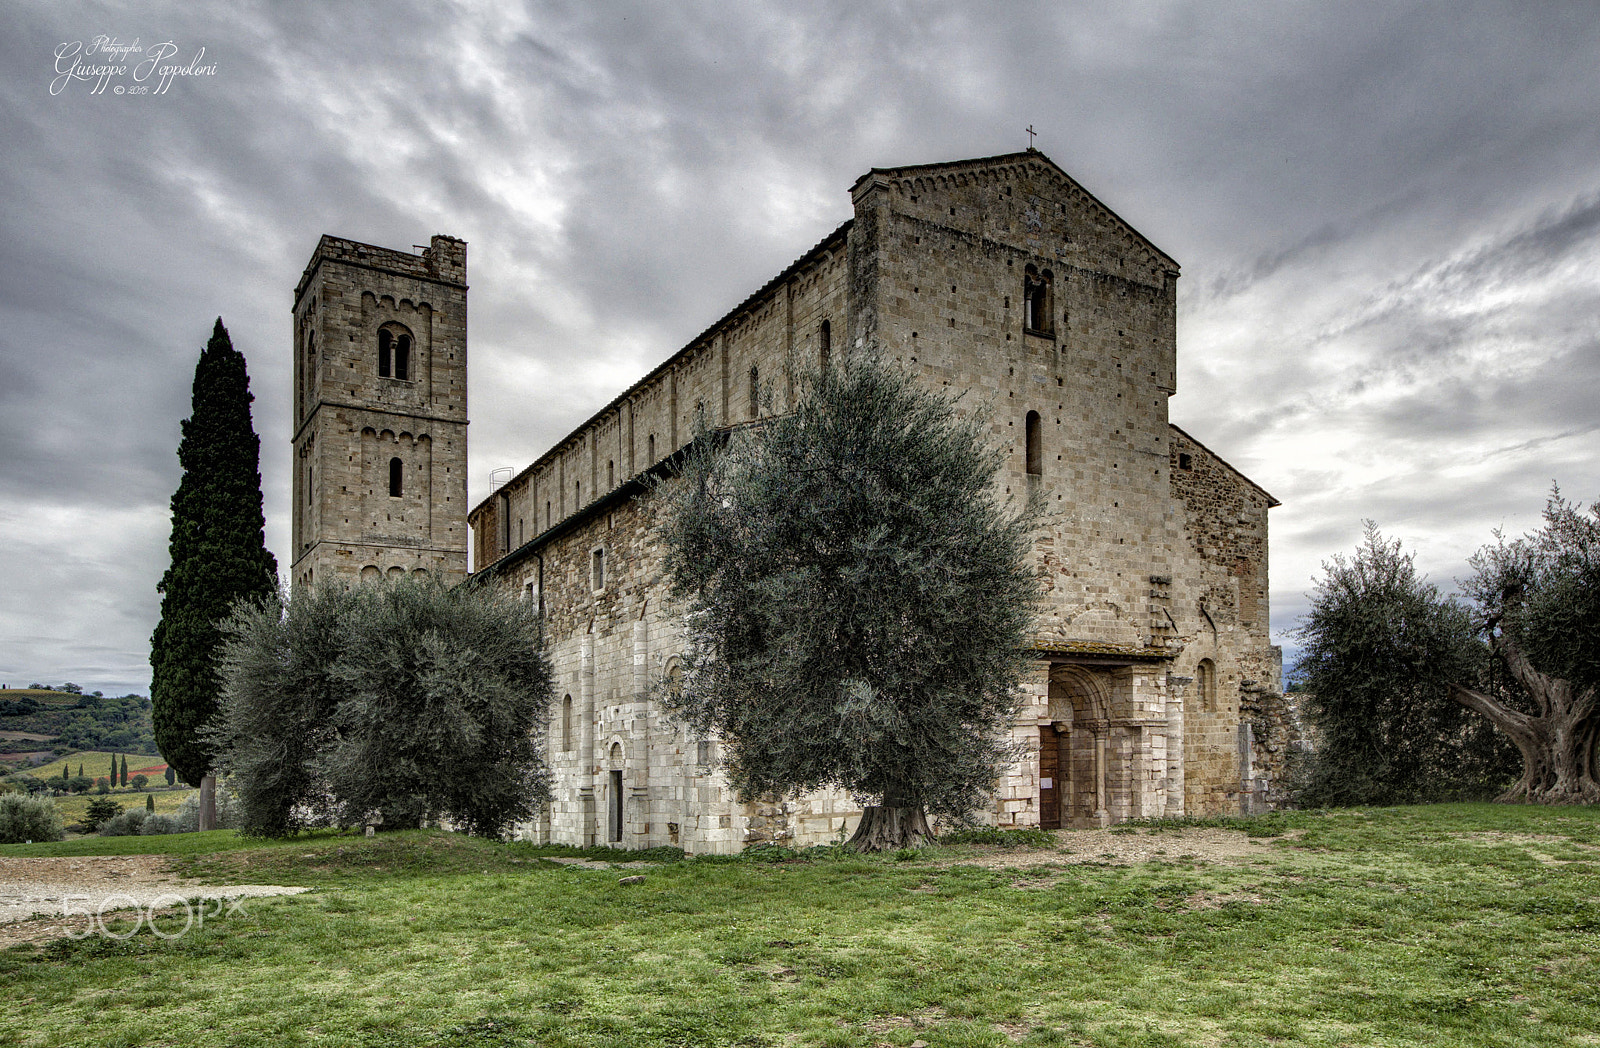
[2, 804, 1599, 1047]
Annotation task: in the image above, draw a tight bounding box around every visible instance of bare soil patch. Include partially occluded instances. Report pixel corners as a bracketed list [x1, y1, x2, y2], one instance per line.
[937, 826, 1278, 869]
[0, 855, 309, 947]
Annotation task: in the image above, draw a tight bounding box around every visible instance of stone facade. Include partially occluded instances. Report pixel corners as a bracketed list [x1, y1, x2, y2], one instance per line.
[290, 235, 470, 589]
[304, 149, 1286, 852]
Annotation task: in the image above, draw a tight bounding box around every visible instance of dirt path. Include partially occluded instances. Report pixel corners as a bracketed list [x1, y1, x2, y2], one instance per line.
[925, 826, 1285, 870]
[0, 855, 310, 948]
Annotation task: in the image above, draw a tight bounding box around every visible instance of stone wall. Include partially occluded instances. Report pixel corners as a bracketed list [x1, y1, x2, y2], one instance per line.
[456, 150, 1283, 848]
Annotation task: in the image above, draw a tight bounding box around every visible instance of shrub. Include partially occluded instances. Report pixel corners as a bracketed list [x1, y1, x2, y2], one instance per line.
[0, 793, 65, 843]
[131, 774, 148, 789]
[140, 814, 183, 835]
[98, 809, 149, 836]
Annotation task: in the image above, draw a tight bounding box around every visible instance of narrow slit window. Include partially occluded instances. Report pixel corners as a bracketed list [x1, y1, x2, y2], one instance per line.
[1024, 265, 1054, 336]
[748, 365, 759, 418]
[592, 547, 605, 591]
[389, 457, 403, 497]
[819, 319, 831, 369]
[562, 695, 573, 751]
[1025, 411, 1042, 476]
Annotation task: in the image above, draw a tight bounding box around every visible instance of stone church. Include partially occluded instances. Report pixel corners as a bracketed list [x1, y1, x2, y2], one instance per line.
[291, 149, 1287, 852]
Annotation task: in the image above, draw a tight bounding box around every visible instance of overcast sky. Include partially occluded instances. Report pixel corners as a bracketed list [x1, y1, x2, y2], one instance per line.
[3, 1, 1597, 697]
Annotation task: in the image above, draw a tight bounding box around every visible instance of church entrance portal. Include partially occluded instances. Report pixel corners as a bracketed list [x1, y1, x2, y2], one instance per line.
[1038, 665, 1112, 829]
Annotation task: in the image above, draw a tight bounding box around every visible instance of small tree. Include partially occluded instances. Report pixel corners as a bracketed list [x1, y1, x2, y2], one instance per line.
[213, 577, 554, 837]
[1293, 524, 1514, 805]
[146, 793, 156, 813]
[150, 319, 279, 827]
[658, 354, 1039, 851]
[132, 774, 149, 789]
[85, 797, 123, 828]
[165, 766, 177, 787]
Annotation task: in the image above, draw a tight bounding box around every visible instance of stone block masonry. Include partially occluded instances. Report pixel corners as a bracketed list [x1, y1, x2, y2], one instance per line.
[307, 149, 1291, 853]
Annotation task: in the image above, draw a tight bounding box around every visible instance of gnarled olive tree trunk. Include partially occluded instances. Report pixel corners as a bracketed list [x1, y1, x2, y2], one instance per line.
[1450, 634, 1599, 804]
[847, 787, 935, 852]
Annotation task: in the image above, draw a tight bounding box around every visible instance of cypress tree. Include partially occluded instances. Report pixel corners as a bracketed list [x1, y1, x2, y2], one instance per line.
[150, 318, 279, 798]
[165, 766, 176, 787]
[110, 755, 118, 783]
[120, 755, 129, 787]
[147, 793, 156, 813]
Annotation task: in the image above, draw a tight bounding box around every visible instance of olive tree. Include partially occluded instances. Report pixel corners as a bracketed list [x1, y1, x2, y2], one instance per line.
[657, 354, 1039, 851]
[213, 577, 554, 837]
[1292, 524, 1514, 805]
[1452, 491, 1600, 803]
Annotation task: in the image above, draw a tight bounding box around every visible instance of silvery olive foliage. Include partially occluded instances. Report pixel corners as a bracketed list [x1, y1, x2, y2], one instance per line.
[657, 353, 1040, 840]
[213, 578, 553, 837]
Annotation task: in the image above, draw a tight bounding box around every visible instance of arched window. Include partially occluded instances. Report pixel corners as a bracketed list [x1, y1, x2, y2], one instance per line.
[377, 324, 414, 379]
[1024, 265, 1053, 336]
[748, 365, 759, 418]
[389, 457, 403, 497]
[562, 695, 573, 750]
[304, 330, 317, 399]
[819, 319, 831, 369]
[609, 744, 624, 842]
[1025, 411, 1042, 476]
[648, 434, 656, 462]
[546, 500, 552, 529]
[1197, 659, 1216, 712]
[608, 459, 615, 489]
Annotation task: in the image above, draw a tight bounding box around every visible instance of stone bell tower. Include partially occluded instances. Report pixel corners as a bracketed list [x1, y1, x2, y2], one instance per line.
[290, 234, 469, 589]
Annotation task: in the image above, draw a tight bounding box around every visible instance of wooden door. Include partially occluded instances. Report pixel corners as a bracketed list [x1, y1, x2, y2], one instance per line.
[1039, 727, 1061, 829]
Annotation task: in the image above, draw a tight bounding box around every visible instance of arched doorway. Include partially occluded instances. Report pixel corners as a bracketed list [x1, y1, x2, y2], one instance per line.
[1039, 665, 1112, 829]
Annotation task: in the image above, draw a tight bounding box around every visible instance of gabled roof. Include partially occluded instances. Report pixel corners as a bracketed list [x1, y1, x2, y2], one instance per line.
[1169, 423, 1280, 507]
[854, 148, 1179, 274]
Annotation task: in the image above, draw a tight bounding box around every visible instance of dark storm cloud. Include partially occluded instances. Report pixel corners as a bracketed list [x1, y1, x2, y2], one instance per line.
[2, 1, 1598, 695]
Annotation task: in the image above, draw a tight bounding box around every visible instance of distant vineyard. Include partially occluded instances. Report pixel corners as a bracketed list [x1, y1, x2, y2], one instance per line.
[0, 687, 158, 768]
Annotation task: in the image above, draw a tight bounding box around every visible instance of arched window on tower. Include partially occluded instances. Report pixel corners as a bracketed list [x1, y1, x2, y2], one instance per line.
[1024, 265, 1054, 336]
[1197, 659, 1216, 712]
[561, 695, 573, 750]
[1025, 411, 1042, 476]
[389, 457, 403, 497]
[648, 434, 656, 462]
[819, 319, 831, 369]
[377, 324, 414, 380]
[304, 329, 317, 402]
